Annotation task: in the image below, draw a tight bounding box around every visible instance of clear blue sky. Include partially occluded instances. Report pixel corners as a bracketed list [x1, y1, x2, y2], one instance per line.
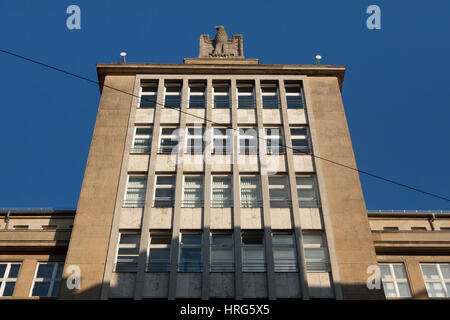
[0, 0, 449, 210]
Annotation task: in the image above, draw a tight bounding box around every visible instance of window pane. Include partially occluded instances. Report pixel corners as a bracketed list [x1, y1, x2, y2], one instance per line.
[440, 264, 450, 279]
[51, 281, 61, 297]
[32, 281, 50, 297]
[422, 264, 440, 280]
[397, 282, 411, 297]
[426, 282, 446, 297]
[37, 264, 54, 278]
[0, 264, 6, 277]
[181, 234, 201, 245]
[3, 282, 15, 296]
[393, 264, 407, 279]
[9, 264, 20, 278]
[380, 265, 392, 280]
[382, 282, 396, 298]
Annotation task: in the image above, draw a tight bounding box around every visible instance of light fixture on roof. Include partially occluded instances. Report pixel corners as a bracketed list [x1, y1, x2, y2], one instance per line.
[120, 52, 127, 63]
[315, 55, 322, 65]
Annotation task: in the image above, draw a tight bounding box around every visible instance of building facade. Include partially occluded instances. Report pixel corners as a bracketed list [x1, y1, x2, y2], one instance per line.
[1, 26, 449, 300]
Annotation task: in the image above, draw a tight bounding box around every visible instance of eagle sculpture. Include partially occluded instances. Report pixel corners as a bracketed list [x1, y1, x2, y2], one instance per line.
[199, 25, 244, 58]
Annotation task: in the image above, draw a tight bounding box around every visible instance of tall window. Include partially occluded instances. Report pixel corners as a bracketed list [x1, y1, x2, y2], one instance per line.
[185, 127, 204, 154]
[188, 86, 206, 108]
[213, 127, 232, 154]
[213, 85, 230, 108]
[0, 263, 20, 297]
[210, 233, 234, 272]
[132, 127, 153, 154]
[285, 85, 304, 109]
[237, 86, 255, 109]
[290, 127, 310, 154]
[272, 233, 298, 272]
[265, 128, 285, 155]
[242, 231, 266, 272]
[124, 175, 147, 207]
[178, 233, 202, 272]
[147, 232, 171, 272]
[296, 175, 320, 208]
[211, 175, 233, 207]
[268, 175, 291, 207]
[115, 233, 140, 272]
[182, 176, 204, 208]
[139, 85, 157, 108]
[240, 176, 262, 208]
[30, 263, 63, 297]
[303, 233, 329, 272]
[164, 85, 181, 108]
[421, 263, 450, 298]
[261, 87, 279, 109]
[158, 127, 178, 154]
[154, 175, 176, 207]
[380, 263, 412, 298]
[239, 128, 258, 155]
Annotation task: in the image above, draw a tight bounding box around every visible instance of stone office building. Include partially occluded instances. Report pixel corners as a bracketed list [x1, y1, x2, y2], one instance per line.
[1, 26, 449, 300]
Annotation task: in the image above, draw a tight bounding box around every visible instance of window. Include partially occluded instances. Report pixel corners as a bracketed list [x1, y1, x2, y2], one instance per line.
[178, 233, 202, 272]
[132, 127, 153, 153]
[380, 263, 412, 298]
[213, 85, 230, 108]
[0, 263, 20, 297]
[147, 232, 171, 272]
[421, 263, 450, 298]
[303, 233, 329, 272]
[240, 176, 262, 208]
[272, 234, 298, 272]
[290, 127, 310, 154]
[261, 87, 279, 109]
[139, 85, 157, 108]
[210, 233, 234, 272]
[242, 231, 266, 272]
[158, 127, 179, 154]
[30, 263, 63, 297]
[285, 85, 304, 109]
[115, 233, 140, 272]
[237, 86, 255, 109]
[268, 175, 291, 207]
[211, 175, 233, 208]
[239, 128, 258, 155]
[265, 128, 285, 155]
[182, 176, 204, 208]
[213, 127, 232, 154]
[188, 86, 206, 108]
[154, 175, 176, 207]
[185, 127, 204, 154]
[164, 85, 181, 108]
[124, 175, 147, 207]
[296, 175, 320, 207]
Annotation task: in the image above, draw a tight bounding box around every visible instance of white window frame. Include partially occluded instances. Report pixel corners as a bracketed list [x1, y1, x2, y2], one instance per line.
[284, 84, 304, 109]
[0, 262, 20, 297]
[29, 262, 63, 297]
[238, 127, 258, 155]
[212, 127, 232, 154]
[211, 175, 233, 208]
[303, 232, 330, 272]
[178, 233, 203, 272]
[239, 175, 262, 208]
[420, 263, 450, 298]
[158, 127, 179, 154]
[264, 127, 285, 155]
[139, 85, 158, 109]
[188, 85, 206, 109]
[380, 263, 412, 298]
[212, 85, 230, 109]
[131, 126, 153, 154]
[210, 233, 234, 272]
[114, 232, 140, 273]
[185, 127, 204, 154]
[163, 85, 182, 109]
[153, 175, 176, 207]
[290, 127, 311, 154]
[123, 174, 147, 207]
[181, 175, 204, 208]
[146, 232, 171, 272]
[261, 86, 280, 109]
[236, 86, 255, 109]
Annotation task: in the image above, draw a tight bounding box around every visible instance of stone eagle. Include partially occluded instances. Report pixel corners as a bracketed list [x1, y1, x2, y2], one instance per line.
[198, 25, 244, 58]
